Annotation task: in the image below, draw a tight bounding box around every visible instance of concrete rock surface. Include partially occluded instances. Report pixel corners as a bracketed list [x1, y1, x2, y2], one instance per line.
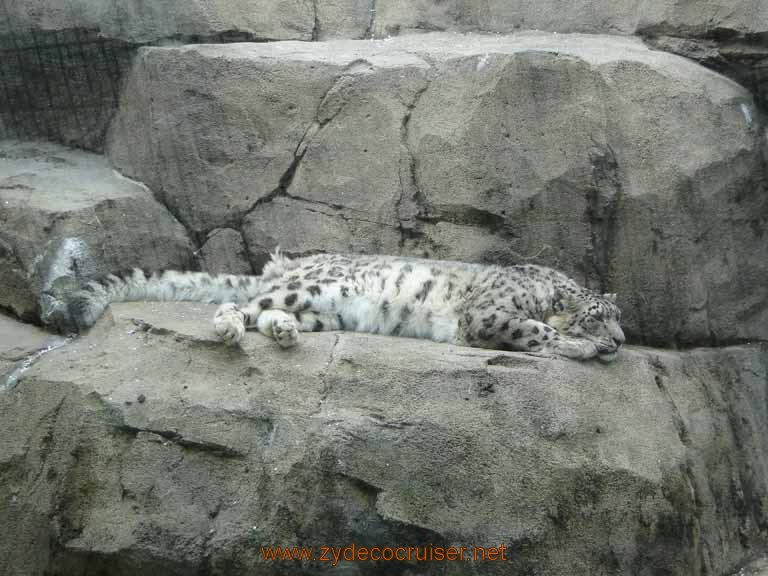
[0, 141, 196, 325]
[107, 32, 767, 347]
[0, 302, 766, 575]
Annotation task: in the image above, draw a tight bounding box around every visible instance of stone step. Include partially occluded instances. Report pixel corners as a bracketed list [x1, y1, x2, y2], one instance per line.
[106, 32, 766, 347]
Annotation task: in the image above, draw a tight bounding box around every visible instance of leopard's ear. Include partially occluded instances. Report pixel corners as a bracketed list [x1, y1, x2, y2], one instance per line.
[602, 293, 617, 303]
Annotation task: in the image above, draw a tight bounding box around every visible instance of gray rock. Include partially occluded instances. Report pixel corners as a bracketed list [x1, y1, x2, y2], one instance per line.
[1, 302, 766, 575]
[0, 0, 315, 43]
[0, 312, 67, 392]
[316, 0, 374, 40]
[644, 34, 768, 112]
[0, 141, 196, 327]
[107, 32, 767, 346]
[2, 2, 764, 153]
[200, 228, 254, 276]
[107, 44, 351, 235]
[0, 236, 37, 324]
[4, 0, 765, 42]
[242, 196, 403, 263]
[732, 557, 768, 576]
[635, 0, 768, 37]
[369, 0, 768, 38]
[0, 312, 50, 375]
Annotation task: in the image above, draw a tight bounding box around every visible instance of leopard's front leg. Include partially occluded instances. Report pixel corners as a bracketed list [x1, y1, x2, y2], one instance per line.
[213, 301, 302, 348]
[544, 333, 599, 361]
[463, 312, 598, 360]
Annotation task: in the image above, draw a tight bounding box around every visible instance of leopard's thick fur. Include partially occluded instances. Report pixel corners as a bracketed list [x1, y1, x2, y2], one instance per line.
[62, 251, 625, 362]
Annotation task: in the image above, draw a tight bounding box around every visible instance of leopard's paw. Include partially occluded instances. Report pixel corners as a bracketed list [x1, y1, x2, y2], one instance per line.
[272, 316, 299, 349]
[214, 303, 245, 345]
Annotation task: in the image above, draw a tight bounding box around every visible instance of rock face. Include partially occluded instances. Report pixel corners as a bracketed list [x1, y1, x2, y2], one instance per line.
[370, 0, 768, 42]
[0, 141, 196, 325]
[0, 0, 316, 43]
[3, 0, 754, 189]
[2, 1, 765, 151]
[0, 303, 766, 575]
[3, 0, 765, 42]
[200, 228, 255, 275]
[107, 33, 767, 347]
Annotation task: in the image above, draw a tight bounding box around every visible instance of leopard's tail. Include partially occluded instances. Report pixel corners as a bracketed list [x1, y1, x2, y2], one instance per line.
[55, 269, 265, 333]
[42, 248, 299, 334]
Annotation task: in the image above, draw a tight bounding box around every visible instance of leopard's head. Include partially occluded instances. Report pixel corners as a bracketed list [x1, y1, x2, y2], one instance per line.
[547, 291, 625, 363]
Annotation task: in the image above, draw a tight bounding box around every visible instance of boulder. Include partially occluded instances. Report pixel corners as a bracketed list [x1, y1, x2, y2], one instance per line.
[0, 302, 766, 575]
[107, 32, 767, 346]
[107, 39, 430, 236]
[0, 141, 196, 326]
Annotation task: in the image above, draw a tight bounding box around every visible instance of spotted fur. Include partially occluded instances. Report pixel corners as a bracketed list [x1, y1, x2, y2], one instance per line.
[61, 250, 625, 362]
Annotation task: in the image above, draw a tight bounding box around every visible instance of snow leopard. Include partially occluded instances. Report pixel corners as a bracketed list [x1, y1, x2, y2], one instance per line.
[59, 251, 625, 363]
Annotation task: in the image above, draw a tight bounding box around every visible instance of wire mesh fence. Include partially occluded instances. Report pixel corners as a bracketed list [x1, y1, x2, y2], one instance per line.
[0, 27, 135, 151]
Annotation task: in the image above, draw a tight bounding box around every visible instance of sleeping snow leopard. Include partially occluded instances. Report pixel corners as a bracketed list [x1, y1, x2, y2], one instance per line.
[61, 251, 625, 362]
